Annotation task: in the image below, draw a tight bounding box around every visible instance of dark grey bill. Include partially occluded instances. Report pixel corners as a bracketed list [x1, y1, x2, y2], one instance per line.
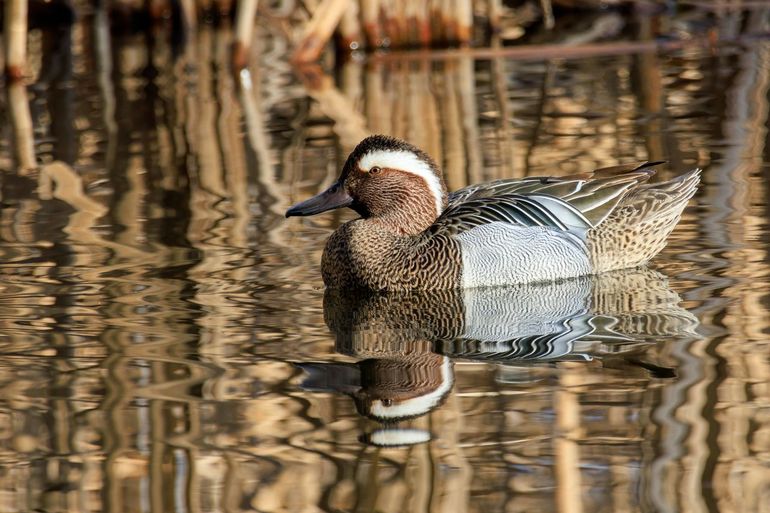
[285, 182, 353, 217]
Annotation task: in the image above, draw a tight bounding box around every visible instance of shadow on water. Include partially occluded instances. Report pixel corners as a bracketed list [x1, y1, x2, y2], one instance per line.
[0, 4, 770, 513]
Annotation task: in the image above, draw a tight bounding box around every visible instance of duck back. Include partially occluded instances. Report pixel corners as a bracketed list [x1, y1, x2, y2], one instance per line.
[586, 169, 700, 272]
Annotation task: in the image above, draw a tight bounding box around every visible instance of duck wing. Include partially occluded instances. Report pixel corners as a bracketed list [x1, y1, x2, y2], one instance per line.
[431, 193, 592, 239]
[447, 161, 661, 227]
[430, 193, 595, 286]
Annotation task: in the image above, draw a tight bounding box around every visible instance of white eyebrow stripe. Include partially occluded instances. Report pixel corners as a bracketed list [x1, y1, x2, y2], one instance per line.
[359, 149, 444, 216]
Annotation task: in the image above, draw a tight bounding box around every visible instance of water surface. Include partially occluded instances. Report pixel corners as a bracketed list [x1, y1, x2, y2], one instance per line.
[1, 10, 770, 513]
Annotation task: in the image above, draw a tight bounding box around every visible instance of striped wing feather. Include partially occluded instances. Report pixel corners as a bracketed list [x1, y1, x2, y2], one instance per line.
[446, 162, 662, 228]
[431, 193, 592, 237]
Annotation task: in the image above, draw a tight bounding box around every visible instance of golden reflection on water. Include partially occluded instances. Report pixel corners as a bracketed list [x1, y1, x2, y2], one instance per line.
[1, 10, 770, 513]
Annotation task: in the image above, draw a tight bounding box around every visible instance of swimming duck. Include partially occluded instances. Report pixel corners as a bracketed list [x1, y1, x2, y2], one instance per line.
[286, 135, 700, 290]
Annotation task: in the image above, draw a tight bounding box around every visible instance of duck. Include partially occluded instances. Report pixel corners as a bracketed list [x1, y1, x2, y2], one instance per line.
[286, 135, 700, 290]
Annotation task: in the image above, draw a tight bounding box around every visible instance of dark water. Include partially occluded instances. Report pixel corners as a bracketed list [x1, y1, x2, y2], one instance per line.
[1, 10, 770, 513]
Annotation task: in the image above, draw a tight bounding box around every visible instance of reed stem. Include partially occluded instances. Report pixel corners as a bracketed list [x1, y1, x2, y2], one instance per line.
[339, 0, 363, 50]
[488, 0, 502, 33]
[456, 0, 473, 43]
[293, 0, 351, 62]
[7, 82, 36, 171]
[4, 0, 27, 80]
[233, 0, 259, 70]
[540, 0, 554, 30]
[361, 0, 383, 47]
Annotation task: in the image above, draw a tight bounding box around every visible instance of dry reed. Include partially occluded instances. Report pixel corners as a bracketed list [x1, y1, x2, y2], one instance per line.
[233, 0, 259, 69]
[3, 0, 28, 80]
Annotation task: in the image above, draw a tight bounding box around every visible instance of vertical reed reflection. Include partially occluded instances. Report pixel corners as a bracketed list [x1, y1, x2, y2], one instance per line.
[0, 10, 769, 513]
[5, 81, 36, 171]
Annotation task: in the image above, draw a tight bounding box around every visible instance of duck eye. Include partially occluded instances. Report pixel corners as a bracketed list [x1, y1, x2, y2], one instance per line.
[381, 398, 392, 406]
[369, 166, 382, 175]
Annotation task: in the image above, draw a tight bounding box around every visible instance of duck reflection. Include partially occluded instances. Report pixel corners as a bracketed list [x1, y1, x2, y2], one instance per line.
[298, 267, 698, 444]
[300, 351, 452, 423]
[298, 349, 451, 446]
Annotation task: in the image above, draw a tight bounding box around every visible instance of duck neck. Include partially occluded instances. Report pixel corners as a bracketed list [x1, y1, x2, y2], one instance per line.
[368, 208, 438, 236]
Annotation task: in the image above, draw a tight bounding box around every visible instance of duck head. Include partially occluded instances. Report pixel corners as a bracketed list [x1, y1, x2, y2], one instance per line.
[286, 135, 448, 235]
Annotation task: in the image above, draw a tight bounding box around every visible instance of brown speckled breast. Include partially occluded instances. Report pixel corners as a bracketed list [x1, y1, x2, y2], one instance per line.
[321, 220, 462, 290]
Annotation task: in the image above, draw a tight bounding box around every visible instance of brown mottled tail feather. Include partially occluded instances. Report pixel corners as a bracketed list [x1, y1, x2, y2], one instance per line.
[587, 169, 700, 272]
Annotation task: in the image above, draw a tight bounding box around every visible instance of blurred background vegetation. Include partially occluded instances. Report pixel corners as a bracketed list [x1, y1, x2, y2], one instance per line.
[1, 1, 769, 513]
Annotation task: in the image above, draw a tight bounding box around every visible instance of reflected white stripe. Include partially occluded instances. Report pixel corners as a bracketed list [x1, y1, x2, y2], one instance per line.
[368, 428, 432, 446]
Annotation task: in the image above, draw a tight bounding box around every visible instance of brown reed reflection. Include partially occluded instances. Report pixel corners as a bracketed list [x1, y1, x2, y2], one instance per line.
[0, 7, 769, 513]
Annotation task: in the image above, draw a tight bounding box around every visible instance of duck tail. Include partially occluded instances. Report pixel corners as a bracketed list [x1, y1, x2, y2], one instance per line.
[587, 168, 701, 272]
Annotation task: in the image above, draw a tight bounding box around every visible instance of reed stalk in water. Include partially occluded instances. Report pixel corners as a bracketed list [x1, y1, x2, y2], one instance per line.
[4, 0, 27, 80]
[233, 0, 259, 70]
[339, 0, 363, 50]
[361, 0, 383, 47]
[488, 0, 502, 33]
[6, 83, 36, 171]
[293, 0, 350, 62]
[540, 0, 555, 29]
[456, 0, 473, 43]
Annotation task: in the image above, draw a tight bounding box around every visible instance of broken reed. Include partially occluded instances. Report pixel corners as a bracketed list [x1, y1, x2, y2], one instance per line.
[3, 0, 28, 80]
[294, 0, 485, 62]
[343, 0, 477, 51]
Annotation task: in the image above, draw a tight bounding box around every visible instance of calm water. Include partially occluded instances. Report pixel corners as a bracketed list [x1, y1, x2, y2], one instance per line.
[1, 10, 770, 513]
